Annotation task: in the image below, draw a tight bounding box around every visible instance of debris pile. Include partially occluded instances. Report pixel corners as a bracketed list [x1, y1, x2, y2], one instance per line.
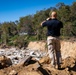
[0, 48, 46, 65]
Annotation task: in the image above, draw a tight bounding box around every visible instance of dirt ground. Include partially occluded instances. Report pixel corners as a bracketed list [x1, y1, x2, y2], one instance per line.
[0, 39, 76, 75]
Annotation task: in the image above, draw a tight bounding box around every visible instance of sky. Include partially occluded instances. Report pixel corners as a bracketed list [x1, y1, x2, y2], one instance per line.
[0, 0, 76, 23]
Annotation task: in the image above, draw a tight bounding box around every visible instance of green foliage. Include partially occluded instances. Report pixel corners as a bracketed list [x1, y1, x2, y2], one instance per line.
[18, 15, 34, 34]
[8, 35, 28, 48]
[26, 35, 37, 41]
[0, 2, 76, 47]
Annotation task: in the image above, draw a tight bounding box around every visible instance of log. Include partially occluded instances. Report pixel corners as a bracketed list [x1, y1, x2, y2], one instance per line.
[15, 56, 32, 66]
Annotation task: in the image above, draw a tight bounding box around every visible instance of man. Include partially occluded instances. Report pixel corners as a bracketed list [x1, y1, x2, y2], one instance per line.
[41, 11, 63, 69]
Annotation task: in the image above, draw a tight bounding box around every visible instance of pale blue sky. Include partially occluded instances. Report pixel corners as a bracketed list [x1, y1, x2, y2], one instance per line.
[0, 0, 75, 23]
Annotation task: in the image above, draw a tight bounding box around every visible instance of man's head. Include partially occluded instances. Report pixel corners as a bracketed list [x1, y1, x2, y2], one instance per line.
[49, 11, 57, 19]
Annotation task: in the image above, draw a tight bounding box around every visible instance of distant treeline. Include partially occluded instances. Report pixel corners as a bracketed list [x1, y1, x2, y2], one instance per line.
[0, 2, 76, 47]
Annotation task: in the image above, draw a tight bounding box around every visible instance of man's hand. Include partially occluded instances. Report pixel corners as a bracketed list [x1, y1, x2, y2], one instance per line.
[40, 21, 46, 26]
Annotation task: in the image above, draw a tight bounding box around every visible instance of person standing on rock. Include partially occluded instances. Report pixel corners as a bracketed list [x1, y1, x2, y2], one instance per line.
[41, 11, 63, 69]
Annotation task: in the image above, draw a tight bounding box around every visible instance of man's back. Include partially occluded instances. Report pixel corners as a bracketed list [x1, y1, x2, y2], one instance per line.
[42, 18, 63, 36]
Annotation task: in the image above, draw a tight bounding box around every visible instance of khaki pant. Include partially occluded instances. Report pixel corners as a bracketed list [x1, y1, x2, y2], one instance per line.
[47, 36, 62, 67]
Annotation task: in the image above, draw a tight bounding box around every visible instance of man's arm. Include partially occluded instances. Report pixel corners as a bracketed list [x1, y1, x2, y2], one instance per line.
[40, 17, 51, 27]
[40, 21, 46, 26]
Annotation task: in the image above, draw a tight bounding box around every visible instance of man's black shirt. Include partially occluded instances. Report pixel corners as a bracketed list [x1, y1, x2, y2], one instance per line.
[42, 18, 63, 37]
